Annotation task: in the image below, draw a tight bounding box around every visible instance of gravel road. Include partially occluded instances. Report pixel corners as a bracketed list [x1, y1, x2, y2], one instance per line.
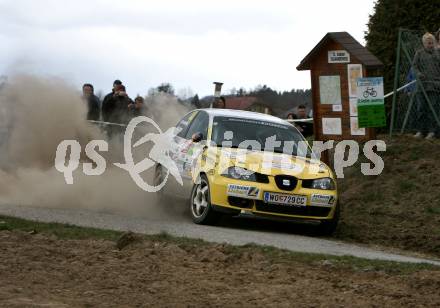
[1, 203, 440, 266]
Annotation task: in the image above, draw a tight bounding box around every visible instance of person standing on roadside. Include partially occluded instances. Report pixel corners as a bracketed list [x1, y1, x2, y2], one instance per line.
[128, 96, 146, 119]
[213, 96, 226, 109]
[294, 104, 313, 137]
[110, 84, 133, 124]
[101, 83, 133, 137]
[102, 79, 122, 123]
[412, 32, 440, 139]
[435, 28, 440, 50]
[82, 83, 100, 121]
[287, 113, 297, 120]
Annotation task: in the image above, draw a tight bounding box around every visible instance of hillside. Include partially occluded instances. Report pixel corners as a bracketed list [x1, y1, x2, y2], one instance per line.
[336, 135, 440, 257]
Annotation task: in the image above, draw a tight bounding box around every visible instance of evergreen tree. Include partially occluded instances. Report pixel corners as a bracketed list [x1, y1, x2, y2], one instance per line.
[191, 94, 201, 108]
[156, 83, 175, 95]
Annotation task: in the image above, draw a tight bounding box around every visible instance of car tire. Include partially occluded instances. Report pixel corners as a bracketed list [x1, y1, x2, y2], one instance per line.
[190, 174, 221, 225]
[316, 201, 340, 236]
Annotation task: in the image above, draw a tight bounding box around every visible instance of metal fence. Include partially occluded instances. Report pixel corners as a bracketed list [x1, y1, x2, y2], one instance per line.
[389, 28, 440, 136]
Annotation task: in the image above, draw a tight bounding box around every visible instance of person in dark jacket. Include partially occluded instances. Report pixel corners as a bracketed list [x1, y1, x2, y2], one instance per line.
[286, 113, 297, 120]
[102, 79, 122, 122]
[294, 104, 313, 137]
[105, 84, 134, 124]
[101, 84, 133, 137]
[412, 32, 440, 139]
[82, 83, 100, 121]
[128, 96, 146, 119]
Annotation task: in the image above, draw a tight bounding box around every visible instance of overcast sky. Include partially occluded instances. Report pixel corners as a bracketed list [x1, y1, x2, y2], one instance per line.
[0, 0, 376, 97]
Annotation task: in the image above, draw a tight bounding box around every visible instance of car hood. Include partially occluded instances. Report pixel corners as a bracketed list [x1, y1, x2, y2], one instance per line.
[208, 147, 332, 179]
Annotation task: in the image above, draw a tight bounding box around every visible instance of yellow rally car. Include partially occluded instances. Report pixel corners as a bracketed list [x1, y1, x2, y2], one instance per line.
[155, 108, 339, 235]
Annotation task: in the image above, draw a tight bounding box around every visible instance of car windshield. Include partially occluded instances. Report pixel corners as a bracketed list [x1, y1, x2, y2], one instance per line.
[211, 116, 312, 158]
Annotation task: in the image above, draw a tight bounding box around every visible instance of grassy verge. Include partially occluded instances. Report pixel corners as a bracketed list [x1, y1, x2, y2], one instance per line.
[335, 135, 440, 257]
[0, 215, 122, 241]
[0, 214, 438, 275]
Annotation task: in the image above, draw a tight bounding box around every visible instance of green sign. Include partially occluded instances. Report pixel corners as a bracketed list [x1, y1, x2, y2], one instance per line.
[356, 77, 386, 128]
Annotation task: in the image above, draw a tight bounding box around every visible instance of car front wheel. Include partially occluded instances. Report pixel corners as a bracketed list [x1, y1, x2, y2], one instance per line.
[190, 174, 221, 225]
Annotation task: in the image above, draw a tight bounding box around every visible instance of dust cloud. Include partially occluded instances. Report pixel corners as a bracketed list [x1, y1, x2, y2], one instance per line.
[0, 75, 191, 218]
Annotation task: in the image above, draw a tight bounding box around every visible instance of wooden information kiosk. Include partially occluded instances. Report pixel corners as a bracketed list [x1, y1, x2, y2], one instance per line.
[297, 32, 383, 143]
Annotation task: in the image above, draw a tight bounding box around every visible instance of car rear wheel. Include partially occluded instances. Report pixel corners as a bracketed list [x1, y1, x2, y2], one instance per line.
[190, 174, 221, 224]
[316, 202, 340, 236]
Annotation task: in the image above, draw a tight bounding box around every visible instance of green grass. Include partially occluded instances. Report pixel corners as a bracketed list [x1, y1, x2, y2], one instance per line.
[408, 151, 422, 161]
[398, 179, 417, 193]
[0, 215, 122, 241]
[224, 243, 439, 275]
[0, 215, 438, 274]
[426, 206, 440, 215]
[358, 188, 384, 204]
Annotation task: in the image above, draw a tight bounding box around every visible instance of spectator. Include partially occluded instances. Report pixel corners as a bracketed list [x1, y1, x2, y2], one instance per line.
[435, 28, 440, 49]
[128, 96, 146, 118]
[296, 105, 307, 119]
[412, 32, 440, 139]
[102, 84, 133, 125]
[115, 85, 134, 124]
[213, 96, 226, 109]
[287, 113, 297, 120]
[82, 83, 100, 121]
[404, 67, 416, 94]
[294, 104, 313, 137]
[102, 79, 122, 122]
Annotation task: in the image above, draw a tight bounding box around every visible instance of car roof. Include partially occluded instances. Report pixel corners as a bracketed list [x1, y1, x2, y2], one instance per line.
[197, 108, 290, 126]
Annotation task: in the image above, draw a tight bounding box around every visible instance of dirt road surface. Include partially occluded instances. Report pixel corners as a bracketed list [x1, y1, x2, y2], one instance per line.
[1, 230, 440, 307]
[1, 203, 439, 266]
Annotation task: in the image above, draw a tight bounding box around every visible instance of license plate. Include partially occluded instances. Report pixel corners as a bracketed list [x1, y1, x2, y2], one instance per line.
[264, 192, 307, 206]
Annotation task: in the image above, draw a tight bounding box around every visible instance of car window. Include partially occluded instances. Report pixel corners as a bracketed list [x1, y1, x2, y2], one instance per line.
[175, 111, 198, 138]
[184, 111, 209, 140]
[211, 116, 312, 157]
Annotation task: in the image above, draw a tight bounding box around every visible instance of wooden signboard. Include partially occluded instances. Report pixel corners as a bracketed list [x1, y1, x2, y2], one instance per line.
[297, 32, 383, 143]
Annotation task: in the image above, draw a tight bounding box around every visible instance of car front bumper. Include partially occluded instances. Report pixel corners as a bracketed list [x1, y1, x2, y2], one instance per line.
[208, 174, 338, 221]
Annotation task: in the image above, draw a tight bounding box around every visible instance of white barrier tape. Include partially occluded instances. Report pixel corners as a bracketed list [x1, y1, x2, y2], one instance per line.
[384, 80, 417, 99]
[287, 118, 313, 123]
[88, 119, 157, 131]
[89, 118, 314, 128]
[88, 120, 127, 127]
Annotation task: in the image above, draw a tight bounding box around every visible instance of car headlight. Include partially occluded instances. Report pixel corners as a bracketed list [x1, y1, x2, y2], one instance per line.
[303, 177, 335, 190]
[222, 166, 256, 182]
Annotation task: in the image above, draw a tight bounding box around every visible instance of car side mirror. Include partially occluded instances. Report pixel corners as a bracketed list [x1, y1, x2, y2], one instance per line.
[192, 132, 203, 143]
